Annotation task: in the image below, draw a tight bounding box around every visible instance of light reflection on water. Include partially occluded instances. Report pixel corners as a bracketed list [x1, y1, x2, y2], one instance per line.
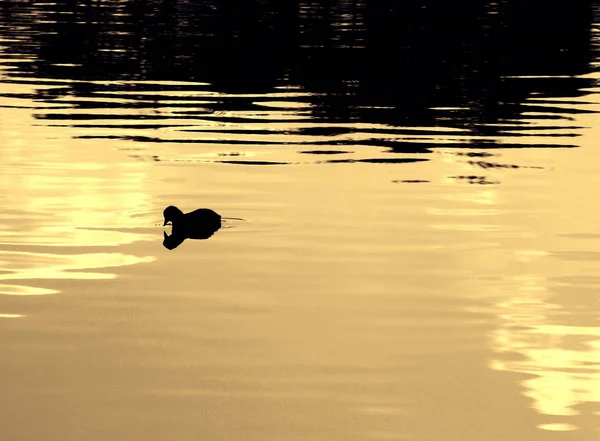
[491, 290, 600, 424]
[0, 1, 599, 440]
[0, 87, 156, 296]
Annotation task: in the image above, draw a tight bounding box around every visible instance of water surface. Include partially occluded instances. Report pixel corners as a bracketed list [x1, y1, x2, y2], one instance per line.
[1, 1, 600, 440]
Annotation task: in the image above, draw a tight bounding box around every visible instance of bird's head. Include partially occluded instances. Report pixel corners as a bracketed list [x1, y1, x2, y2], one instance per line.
[163, 205, 184, 226]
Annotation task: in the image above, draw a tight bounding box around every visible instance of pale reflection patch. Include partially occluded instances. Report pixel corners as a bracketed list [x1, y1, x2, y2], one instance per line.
[0, 251, 155, 291]
[0, 284, 57, 296]
[538, 423, 578, 431]
[0, 313, 25, 318]
[490, 278, 600, 420]
[0, 105, 157, 295]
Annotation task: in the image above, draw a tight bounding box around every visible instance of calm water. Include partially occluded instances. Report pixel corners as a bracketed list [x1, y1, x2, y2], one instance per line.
[1, 1, 600, 440]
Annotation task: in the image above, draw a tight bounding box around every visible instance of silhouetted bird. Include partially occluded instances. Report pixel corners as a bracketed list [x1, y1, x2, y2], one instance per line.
[162, 205, 222, 250]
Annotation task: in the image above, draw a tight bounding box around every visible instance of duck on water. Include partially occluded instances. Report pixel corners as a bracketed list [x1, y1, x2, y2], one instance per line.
[162, 205, 222, 250]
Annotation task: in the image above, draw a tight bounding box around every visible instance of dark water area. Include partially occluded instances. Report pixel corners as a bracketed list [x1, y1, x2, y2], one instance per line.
[1, 1, 598, 161]
[1, 2, 600, 441]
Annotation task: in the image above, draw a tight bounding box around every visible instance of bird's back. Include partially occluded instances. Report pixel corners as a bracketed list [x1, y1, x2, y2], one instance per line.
[171, 208, 221, 236]
[186, 208, 221, 222]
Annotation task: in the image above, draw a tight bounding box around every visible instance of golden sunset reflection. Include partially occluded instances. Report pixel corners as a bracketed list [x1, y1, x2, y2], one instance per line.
[429, 111, 600, 429]
[0, 99, 156, 296]
[490, 269, 600, 425]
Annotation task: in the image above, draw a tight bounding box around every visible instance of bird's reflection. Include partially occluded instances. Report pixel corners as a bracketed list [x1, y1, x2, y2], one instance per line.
[162, 205, 221, 250]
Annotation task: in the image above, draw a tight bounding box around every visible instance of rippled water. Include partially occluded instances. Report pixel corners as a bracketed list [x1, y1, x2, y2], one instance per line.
[1, 1, 600, 440]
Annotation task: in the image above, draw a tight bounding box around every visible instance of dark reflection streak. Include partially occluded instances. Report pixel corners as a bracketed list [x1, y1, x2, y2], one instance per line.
[34, 114, 316, 123]
[325, 158, 428, 164]
[216, 160, 288, 165]
[0, 93, 69, 101]
[299, 150, 351, 155]
[183, 128, 476, 136]
[83, 135, 300, 145]
[455, 152, 496, 158]
[449, 176, 500, 185]
[499, 133, 581, 138]
[467, 161, 544, 170]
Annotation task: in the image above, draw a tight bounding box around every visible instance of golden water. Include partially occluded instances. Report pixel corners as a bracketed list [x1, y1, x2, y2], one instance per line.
[1, 2, 599, 440]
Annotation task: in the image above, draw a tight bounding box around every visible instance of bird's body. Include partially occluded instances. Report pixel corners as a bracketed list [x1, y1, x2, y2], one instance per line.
[163, 206, 221, 249]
